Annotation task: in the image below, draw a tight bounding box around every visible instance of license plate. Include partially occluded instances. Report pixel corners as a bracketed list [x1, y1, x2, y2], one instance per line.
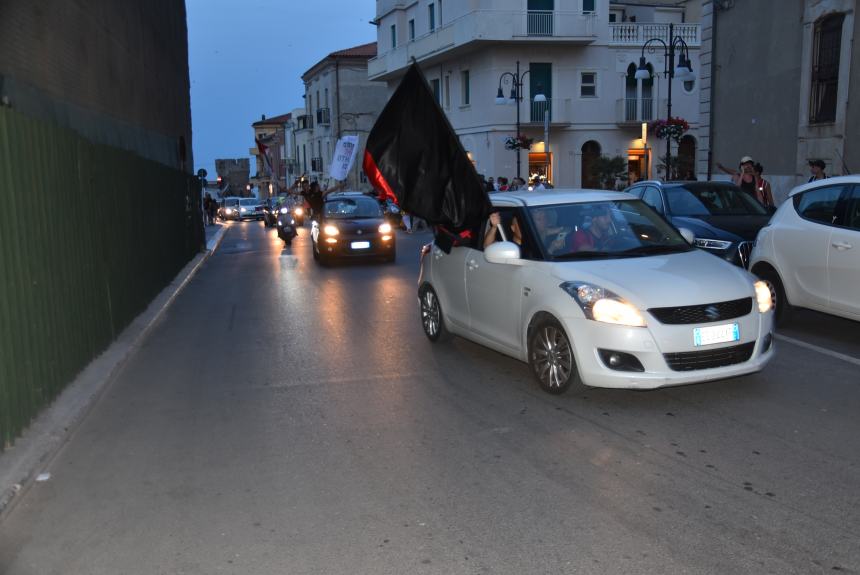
[351, 241, 370, 249]
[693, 323, 740, 346]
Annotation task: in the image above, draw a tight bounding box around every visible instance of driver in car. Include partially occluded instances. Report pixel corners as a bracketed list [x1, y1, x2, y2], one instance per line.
[570, 204, 616, 252]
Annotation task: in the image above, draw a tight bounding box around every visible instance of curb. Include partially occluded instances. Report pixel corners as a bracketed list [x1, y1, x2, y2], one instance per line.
[0, 224, 229, 520]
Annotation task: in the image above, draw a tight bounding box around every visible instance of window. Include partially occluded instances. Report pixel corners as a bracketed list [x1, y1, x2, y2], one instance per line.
[431, 78, 441, 104]
[461, 70, 470, 105]
[583, 0, 595, 13]
[793, 185, 847, 225]
[810, 13, 844, 124]
[642, 186, 665, 214]
[390, 24, 397, 48]
[408, 19, 415, 40]
[609, 13, 616, 22]
[428, 3, 435, 31]
[844, 186, 860, 230]
[324, 88, 329, 107]
[444, 75, 450, 108]
[580, 72, 596, 97]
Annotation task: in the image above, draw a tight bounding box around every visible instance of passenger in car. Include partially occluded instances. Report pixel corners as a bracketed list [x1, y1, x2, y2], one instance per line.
[570, 205, 616, 252]
[483, 212, 522, 248]
[532, 208, 569, 255]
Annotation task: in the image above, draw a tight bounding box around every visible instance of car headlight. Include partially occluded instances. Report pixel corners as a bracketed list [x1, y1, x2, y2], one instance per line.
[225, 208, 232, 214]
[280, 207, 288, 214]
[754, 280, 773, 313]
[294, 207, 304, 216]
[693, 238, 732, 250]
[241, 207, 247, 212]
[323, 224, 339, 236]
[560, 282, 646, 327]
[378, 222, 392, 234]
[290, 219, 295, 225]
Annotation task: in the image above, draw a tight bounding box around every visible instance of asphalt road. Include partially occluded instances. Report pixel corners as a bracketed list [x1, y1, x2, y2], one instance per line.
[1, 221, 858, 575]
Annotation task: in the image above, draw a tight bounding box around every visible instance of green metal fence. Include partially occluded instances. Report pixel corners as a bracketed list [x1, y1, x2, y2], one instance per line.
[0, 106, 202, 449]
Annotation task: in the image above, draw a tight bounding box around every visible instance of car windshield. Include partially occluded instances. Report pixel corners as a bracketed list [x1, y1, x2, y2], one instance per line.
[666, 184, 768, 216]
[527, 200, 692, 260]
[224, 198, 239, 207]
[239, 198, 258, 206]
[324, 197, 382, 219]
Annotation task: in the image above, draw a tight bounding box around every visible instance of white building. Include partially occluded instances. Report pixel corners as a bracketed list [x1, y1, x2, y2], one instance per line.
[369, 0, 701, 187]
[299, 42, 389, 191]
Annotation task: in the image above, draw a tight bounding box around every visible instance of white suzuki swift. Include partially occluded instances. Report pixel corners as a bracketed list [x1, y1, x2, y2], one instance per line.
[418, 190, 775, 394]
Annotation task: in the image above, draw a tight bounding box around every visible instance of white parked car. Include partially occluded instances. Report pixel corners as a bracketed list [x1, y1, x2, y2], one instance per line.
[418, 190, 775, 394]
[750, 175, 860, 324]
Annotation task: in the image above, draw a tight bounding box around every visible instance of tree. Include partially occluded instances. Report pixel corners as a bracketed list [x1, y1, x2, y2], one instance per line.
[590, 155, 629, 190]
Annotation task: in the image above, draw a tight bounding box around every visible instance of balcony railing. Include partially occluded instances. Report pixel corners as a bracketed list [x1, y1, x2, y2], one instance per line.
[609, 23, 700, 46]
[311, 157, 324, 172]
[297, 114, 313, 131]
[616, 98, 660, 124]
[316, 108, 331, 126]
[527, 10, 553, 36]
[530, 98, 552, 123]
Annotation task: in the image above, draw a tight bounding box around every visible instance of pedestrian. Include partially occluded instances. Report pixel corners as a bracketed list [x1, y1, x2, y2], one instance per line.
[717, 156, 758, 201]
[752, 163, 775, 208]
[203, 192, 213, 225]
[808, 159, 827, 182]
[498, 177, 509, 191]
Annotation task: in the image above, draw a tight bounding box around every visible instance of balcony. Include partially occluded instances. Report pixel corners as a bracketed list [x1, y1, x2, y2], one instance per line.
[368, 9, 597, 81]
[609, 23, 700, 47]
[297, 114, 313, 131]
[311, 157, 324, 172]
[316, 107, 331, 126]
[616, 98, 664, 125]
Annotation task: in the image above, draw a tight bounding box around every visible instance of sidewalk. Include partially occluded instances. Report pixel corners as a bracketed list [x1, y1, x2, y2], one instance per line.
[0, 223, 229, 519]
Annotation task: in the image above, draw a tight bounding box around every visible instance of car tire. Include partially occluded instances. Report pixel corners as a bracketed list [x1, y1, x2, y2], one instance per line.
[757, 268, 792, 326]
[419, 285, 451, 342]
[528, 317, 580, 395]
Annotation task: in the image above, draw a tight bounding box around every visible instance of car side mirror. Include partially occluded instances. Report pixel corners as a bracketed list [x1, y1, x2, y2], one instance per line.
[678, 227, 696, 245]
[484, 241, 523, 264]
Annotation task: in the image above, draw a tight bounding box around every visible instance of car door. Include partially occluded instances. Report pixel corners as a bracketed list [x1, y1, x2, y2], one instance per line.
[464, 208, 526, 351]
[827, 185, 860, 317]
[780, 185, 845, 310]
[430, 244, 470, 330]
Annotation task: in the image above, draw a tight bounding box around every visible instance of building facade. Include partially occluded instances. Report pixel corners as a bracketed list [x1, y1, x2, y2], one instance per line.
[700, 0, 857, 203]
[300, 42, 389, 191]
[251, 113, 294, 198]
[215, 158, 251, 197]
[370, 0, 701, 188]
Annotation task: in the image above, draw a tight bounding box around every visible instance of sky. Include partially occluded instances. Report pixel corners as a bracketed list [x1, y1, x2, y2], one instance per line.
[186, 0, 376, 179]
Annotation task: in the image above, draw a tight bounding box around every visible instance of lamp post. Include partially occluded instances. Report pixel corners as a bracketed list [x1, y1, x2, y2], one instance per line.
[634, 22, 694, 180]
[494, 61, 546, 181]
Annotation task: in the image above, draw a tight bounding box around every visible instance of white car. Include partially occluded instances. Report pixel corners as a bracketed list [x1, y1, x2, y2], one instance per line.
[418, 190, 774, 394]
[750, 175, 860, 323]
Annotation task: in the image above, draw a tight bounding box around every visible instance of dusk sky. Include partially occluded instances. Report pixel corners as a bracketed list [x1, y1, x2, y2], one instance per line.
[186, 0, 376, 179]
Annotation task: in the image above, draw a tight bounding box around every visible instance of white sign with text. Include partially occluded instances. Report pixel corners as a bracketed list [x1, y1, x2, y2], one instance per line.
[329, 136, 359, 181]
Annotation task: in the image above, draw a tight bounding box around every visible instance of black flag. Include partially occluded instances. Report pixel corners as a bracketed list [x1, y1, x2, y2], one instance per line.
[363, 63, 491, 234]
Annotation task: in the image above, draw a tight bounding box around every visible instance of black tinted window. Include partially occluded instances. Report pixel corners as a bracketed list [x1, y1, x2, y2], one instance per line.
[841, 186, 860, 230]
[324, 198, 382, 219]
[666, 184, 768, 216]
[793, 185, 846, 225]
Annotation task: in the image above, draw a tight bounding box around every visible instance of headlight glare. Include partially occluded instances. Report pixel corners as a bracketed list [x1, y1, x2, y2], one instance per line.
[560, 281, 646, 327]
[294, 207, 304, 216]
[754, 280, 773, 313]
[280, 207, 288, 213]
[378, 222, 392, 234]
[323, 224, 339, 236]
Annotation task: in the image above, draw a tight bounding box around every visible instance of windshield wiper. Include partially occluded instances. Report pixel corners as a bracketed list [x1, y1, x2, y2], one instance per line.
[620, 244, 692, 255]
[553, 250, 624, 260]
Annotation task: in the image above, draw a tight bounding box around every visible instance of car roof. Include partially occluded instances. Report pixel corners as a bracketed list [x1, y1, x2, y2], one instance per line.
[787, 175, 860, 198]
[629, 180, 738, 189]
[326, 191, 374, 200]
[490, 189, 635, 208]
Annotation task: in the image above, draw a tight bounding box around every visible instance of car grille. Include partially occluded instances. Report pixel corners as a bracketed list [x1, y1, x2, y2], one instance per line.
[648, 297, 752, 325]
[737, 241, 754, 268]
[663, 342, 756, 372]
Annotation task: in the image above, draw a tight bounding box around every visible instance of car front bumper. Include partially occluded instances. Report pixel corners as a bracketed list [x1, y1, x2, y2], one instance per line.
[559, 311, 774, 389]
[317, 235, 395, 258]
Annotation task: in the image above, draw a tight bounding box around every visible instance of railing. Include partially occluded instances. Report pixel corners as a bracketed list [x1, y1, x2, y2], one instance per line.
[617, 97, 657, 123]
[527, 10, 554, 36]
[311, 157, 324, 172]
[609, 22, 700, 46]
[316, 108, 331, 126]
[530, 98, 552, 123]
[297, 114, 313, 131]
[0, 107, 201, 449]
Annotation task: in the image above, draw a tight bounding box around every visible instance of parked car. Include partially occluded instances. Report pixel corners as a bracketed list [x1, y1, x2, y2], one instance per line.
[418, 189, 774, 394]
[238, 197, 263, 221]
[624, 181, 772, 268]
[219, 197, 241, 221]
[311, 192, 396, 264]
[750, 175, 860, 324]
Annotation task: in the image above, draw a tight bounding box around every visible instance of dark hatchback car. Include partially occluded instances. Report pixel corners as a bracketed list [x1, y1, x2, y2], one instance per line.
[625, 181, 772, 268]
[311, 192, 396, 264]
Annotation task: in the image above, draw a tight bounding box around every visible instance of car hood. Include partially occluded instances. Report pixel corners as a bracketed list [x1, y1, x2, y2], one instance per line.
[671, 215, 771, 242]
[551, 249, 755, 309]
[325, 218, 385, 232]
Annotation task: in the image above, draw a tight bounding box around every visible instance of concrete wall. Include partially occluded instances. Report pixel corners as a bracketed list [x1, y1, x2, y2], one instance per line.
[0, 0, 193, 172]
[844, 6, 860, 173]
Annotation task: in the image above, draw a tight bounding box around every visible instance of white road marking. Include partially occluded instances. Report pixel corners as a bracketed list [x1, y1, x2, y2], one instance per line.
[775, 334, 860, 368]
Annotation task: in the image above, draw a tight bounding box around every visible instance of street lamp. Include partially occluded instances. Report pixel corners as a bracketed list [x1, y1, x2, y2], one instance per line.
[634, 22, 694, 180]
[494, 61, 546, 180]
